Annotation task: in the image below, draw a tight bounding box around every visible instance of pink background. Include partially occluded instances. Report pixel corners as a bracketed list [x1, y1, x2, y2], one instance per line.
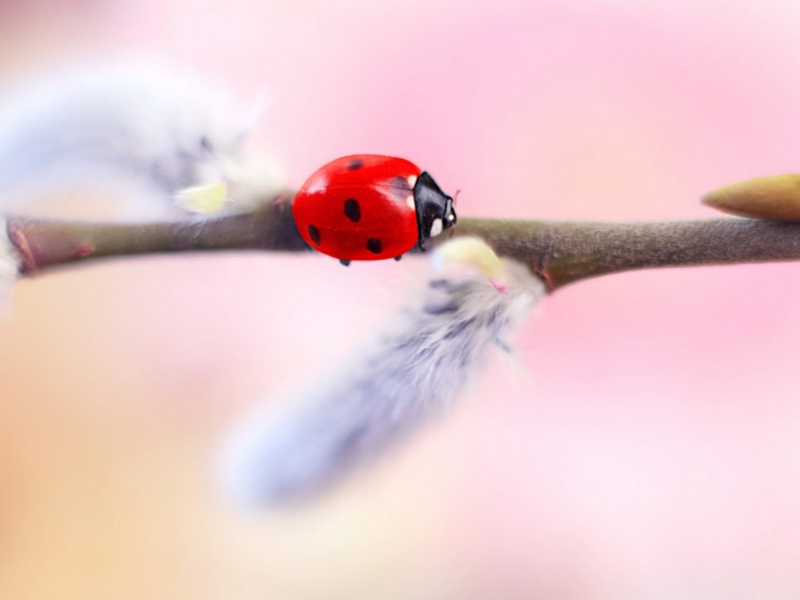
[2, 0, 800, 598]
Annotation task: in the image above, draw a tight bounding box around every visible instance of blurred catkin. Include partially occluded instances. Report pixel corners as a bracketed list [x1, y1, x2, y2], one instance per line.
[220, 239, 545, 506]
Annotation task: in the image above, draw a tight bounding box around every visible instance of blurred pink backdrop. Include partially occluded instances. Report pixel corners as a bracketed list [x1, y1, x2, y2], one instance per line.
[2, 0, 800, 598]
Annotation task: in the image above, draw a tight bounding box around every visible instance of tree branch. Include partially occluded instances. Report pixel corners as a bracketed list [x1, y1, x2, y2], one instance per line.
[6, 196, 800, 291]
[454, 217, 800, 289]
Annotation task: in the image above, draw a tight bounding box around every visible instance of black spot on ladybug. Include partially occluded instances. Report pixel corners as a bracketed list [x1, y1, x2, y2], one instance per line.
[344, 199, 361, 222]
[347, 159, 364, 170]
[308, 224, 321, 245]
[366, 238, 382, 254]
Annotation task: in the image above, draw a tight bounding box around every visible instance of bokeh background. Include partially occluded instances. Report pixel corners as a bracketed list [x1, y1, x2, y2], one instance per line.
[2, 0, 800, 598]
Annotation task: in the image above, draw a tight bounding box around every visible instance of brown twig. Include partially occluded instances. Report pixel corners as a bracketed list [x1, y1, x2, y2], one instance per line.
[6, 196, 800, 291]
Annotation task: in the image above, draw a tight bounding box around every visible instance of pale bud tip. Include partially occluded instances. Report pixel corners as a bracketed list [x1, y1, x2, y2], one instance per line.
[433, 237, 504, 286]
[174, 179, 230, 214]
[702, 174, 800, 221]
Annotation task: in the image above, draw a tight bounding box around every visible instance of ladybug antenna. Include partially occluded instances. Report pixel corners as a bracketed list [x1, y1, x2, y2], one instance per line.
[453, 189, 461, 207]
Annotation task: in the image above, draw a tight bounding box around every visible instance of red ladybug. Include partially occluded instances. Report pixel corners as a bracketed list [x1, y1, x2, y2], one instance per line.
[292, 155, 457, 265]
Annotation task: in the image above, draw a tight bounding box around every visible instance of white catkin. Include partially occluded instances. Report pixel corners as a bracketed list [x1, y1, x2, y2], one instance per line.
[0, 64, 282, 219]
[0, 218, 18, 309]
[220, 242, 546, 506]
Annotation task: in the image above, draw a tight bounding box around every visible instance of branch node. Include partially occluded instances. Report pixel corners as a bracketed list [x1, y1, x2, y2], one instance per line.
[7, 226, 37, 274]
[533, 256, 555, 291]
[74, 244, 95, 259]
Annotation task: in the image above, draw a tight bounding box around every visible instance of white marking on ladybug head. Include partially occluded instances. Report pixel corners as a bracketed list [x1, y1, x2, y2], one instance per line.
[430, 218, 443, 237]
[448, 213, 455, 221]
[406, 195, 415, 210]
[407, 175, 417, 187]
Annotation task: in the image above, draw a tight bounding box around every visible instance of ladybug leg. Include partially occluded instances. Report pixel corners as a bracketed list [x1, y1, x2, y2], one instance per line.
[339, 259, 351, 267]
[394, 255, 403, 261]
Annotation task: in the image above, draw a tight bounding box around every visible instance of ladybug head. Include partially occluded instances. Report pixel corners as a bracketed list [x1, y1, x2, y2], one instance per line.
[413, 171, 457, 249]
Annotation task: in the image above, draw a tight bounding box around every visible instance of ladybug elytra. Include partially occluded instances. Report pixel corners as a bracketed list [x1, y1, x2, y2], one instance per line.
[292, 155, 457, 265]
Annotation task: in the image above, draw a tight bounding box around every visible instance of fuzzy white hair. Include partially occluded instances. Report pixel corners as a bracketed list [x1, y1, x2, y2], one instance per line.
[0, 64, 280, 218]
[221, 240, 545, 506]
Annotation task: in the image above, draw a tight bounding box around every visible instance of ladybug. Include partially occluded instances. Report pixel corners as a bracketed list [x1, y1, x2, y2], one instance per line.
[292, 155, 457, 265]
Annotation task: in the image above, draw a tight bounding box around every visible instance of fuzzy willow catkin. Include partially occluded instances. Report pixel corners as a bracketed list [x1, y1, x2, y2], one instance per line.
[0, 64, 280, 218]
[221, 238, 546, 506]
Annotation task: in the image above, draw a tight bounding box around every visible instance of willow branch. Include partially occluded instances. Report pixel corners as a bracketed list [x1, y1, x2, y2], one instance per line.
[455, 217, 800, 289]
[6, 196, 800, 291]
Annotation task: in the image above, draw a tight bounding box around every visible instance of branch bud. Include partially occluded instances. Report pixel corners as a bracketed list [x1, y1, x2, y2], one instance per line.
[702, 174, 800, 221]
